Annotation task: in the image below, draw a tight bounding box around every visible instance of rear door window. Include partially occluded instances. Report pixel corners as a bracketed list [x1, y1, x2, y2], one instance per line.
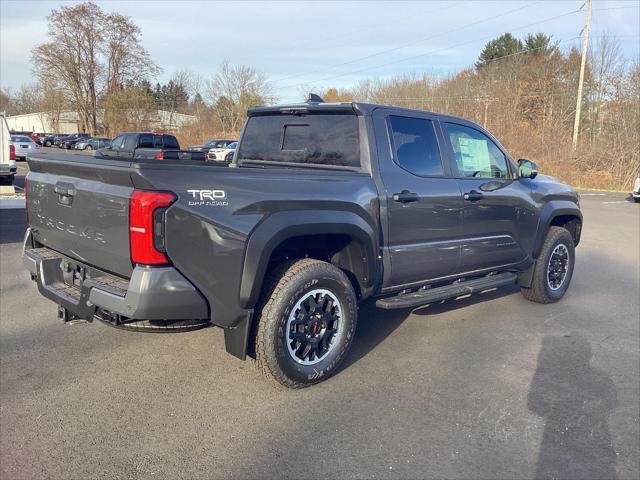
[237, 112, 360, 168]
[138, 134, 154, 148]
[388, 116, 443, 176]
[163, 135, 179, 149]
[123, 134, 137, 152]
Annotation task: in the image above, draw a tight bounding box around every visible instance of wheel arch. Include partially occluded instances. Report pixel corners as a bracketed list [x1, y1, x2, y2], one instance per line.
[533, 202, 582, 259]
[239, 210, 378, 309]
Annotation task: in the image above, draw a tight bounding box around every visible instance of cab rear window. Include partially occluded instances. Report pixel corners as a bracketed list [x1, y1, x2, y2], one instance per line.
[237, 112, 360, 168]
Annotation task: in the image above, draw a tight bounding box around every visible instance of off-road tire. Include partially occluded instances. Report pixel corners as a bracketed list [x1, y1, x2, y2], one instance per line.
[521, 226, 575, 304]
[251, 259, 357, 388]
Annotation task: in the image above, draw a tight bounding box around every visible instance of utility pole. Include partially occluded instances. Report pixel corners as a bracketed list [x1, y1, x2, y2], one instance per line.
[572, 0, 592, 150]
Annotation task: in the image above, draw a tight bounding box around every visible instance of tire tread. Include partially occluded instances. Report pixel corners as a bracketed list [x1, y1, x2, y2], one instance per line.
[252, 258, 354, 388]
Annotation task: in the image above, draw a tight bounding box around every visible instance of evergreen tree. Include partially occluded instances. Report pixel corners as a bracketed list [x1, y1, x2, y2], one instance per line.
[476, 33, 524, 69]
[524, 33, 560, 56]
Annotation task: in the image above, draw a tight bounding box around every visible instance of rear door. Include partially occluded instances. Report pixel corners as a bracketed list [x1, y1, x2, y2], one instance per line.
[118, 134, 138, 159]
[442, 121, 536, 272]
[163, 135, 179, 150]
[373, 109, 464, 289]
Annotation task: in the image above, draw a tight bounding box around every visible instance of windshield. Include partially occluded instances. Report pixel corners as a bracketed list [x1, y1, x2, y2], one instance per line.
[11, 135, 32, 142]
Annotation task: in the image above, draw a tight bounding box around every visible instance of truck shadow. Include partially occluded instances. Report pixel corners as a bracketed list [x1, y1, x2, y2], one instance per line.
[528, 335, 618, 479]
[342, 284, 519, 370]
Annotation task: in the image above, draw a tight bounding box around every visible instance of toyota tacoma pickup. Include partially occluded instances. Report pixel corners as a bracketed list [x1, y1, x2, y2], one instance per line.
[22, 97, 582, 388]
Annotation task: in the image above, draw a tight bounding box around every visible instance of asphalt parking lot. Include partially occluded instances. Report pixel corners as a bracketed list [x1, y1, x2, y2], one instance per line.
[1, 163, 638, 479]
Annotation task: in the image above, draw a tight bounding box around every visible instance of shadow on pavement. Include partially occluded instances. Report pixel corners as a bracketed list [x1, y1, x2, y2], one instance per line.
[342, 284, 519, 371]
[528, 335, 618, 479]
[0, 209, 26, 244]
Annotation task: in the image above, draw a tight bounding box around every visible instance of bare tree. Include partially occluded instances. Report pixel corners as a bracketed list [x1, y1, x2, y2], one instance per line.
[31, 2, 157, 135]
[588, 34, 624, 141]
[207, 61, 272, 133]
[103, 12, 158, 94]
[32, 2, 104, 134]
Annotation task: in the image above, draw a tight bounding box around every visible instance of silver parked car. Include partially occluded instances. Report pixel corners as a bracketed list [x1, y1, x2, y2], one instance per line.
[632, 175, 640, 203]
[10, 135, 39, 160]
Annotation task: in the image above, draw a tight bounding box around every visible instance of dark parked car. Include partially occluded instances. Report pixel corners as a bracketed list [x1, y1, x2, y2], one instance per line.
[22, 96, 582, 388]
[59, 133, 90, 149]
[95, 132, 205, 160]
[42, 134, 63, 147]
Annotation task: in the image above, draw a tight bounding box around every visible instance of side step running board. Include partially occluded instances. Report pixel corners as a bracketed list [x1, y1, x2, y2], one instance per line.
[376, 272, 517, 310]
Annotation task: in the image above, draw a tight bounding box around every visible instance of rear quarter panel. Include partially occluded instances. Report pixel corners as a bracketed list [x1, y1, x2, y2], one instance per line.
[131, 163, 380, 328]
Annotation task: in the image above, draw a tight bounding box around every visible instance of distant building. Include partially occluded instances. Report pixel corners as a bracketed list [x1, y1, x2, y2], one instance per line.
[5, 110, 197, 134]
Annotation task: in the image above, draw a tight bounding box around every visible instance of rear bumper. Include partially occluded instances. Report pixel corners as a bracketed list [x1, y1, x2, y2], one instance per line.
[22, 228, 209, 322]
[0, 164, 17, 176]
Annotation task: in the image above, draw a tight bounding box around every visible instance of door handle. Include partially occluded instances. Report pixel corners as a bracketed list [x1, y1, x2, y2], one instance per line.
[393, 190, 419, 203]
[463, 190, 484, 202]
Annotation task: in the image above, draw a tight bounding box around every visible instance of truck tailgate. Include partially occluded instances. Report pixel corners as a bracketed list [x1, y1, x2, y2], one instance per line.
[26, 155, 135, 277]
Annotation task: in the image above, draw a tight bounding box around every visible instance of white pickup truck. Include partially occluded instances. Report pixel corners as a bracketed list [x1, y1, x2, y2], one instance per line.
[0, 113, 17, 184]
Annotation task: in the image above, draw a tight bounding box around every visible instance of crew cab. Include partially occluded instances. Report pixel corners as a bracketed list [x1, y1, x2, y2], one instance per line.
[96, 132, 206, 161]
[22, 96, 582, 388]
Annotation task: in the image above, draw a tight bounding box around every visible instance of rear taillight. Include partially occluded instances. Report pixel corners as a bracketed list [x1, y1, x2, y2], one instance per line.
[155, 151, 164, 160]
[9, 144, 16, 160]
[129, 190, 176, 265]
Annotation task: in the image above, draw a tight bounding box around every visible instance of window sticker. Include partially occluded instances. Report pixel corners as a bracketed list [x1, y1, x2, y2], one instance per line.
[458, 137, 491, 174]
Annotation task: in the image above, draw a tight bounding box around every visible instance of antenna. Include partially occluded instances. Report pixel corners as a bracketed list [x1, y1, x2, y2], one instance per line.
[306, 93, 324, 103]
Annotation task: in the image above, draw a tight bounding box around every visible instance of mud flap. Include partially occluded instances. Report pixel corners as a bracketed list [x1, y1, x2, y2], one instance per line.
[223, 311, 253, 360]
[517, 260, 537, 288]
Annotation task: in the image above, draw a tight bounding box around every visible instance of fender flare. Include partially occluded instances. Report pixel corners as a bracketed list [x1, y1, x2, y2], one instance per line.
[532, 201, 582, 259]
[239, 210, 378, 308]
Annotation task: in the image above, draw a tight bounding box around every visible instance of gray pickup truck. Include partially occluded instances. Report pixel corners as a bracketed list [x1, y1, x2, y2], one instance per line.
[23, 97, 582, 387]
[96, 132, 206, 161]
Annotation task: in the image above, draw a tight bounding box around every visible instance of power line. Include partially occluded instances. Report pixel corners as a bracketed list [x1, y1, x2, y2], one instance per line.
[271, 1, 540, 84]
[276, 6, 586, 92]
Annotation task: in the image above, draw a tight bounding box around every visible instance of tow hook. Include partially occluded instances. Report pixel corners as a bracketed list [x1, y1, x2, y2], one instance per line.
[58, 305, 88, 325]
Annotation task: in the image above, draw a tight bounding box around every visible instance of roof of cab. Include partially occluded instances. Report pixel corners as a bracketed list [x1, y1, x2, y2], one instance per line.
[247, 100, 468, 124]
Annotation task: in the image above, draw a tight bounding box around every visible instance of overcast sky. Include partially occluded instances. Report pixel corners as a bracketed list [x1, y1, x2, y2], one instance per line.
[1, 0, 638, 102]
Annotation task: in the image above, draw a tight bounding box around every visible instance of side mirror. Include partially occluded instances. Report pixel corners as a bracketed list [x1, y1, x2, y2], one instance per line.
[518, 158, 538, 179]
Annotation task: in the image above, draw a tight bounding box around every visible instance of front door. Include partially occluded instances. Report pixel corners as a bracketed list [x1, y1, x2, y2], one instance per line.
[373, 110, 464, 289]
[101, 135, 124, 158]
[442, 121, 537, 272]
